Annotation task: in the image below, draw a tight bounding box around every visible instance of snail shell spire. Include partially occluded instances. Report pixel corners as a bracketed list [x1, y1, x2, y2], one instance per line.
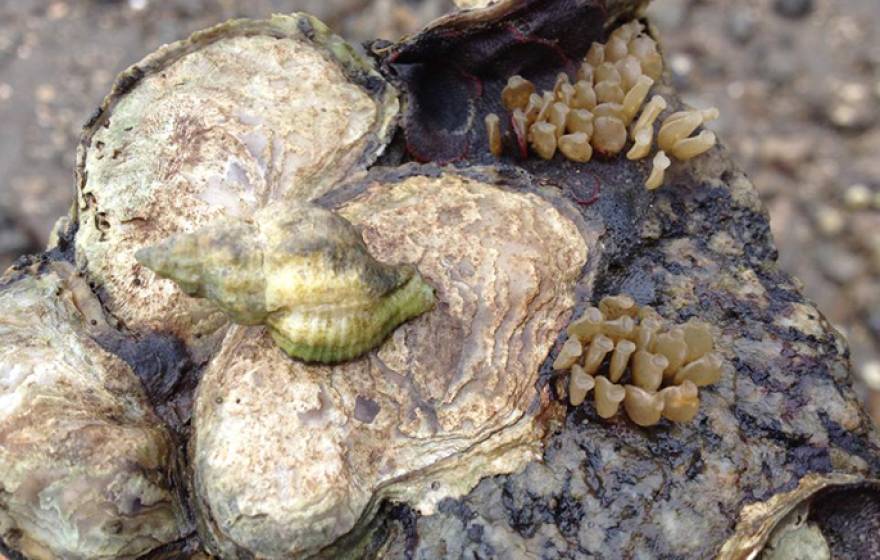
[136, 203, 436, 363]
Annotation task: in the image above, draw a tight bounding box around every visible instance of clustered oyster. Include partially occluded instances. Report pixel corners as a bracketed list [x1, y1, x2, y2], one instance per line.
[485, 19, 718, 189]
[553, 294, 724, 426]
[136, 202, 436, 363]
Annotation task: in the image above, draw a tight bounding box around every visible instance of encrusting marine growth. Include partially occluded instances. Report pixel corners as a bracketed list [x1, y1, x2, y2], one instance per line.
[136, 202, 436, 363]
[553, 294, 724, 426]
[486, 20, 719, 190]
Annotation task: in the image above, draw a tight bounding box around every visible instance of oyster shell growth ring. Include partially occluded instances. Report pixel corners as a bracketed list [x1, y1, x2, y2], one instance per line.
[136, 203, 436, 363]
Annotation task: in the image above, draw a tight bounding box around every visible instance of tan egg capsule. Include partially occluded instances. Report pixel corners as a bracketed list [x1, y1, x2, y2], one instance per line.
[586, 42, 605, 66]
[572, 81, 598, 110]
[594, 376, 625, 419]
[595, 81, 625, 104]
[511, 109, 529, 158]
[529, 121, 557, 160]
[584, 334, 615, 375]
[670, 130, 716, 160]
[666, 107, 720, 124]
[683, 320, 714, 362]
[660, 380, 700, 422]
[535, 91, 555, 122]
[609, 339, 637, 382]
[552, 336, 582, 371]
[641, 52, 663, 81]
[616, 55, 643, 92]
[549, 102, 570, 139]
[629, 35, 658, 61]
[569, 364, 596, 406]
[524, 93, 543, 124]
[557, 83, 576, 106]
[485, 113, 502, 157]
[638, 305, 663, 322]
[611, 20, 645, 44]
[654, 327, 687, 378]
[598, 294, 637, 319]
[631, 350, 668, 392]
[559, 133, 593, 163]
[673, 352, 724, 386]
[576, 62, 594, 85]
[632, 94, 667, 137]
[553, 72, 571, 98]
[568, 306, 604, 341]
[591, 116, 627, 156]
[645, 150, 671, 190]
[502, 75, 535, 110]
[595, 62, 622, 84]
[605, 35, 629, 63]
[623, 385, 665, 426]
[634, 316, 662, 351]
[566, 109, 594, 136]
[603, 315, 636, 340]
[592, 103, 625, 121]
[627, 127, 653, 160]
[622, 75, 654, 125]
[658, 112, 702, 151]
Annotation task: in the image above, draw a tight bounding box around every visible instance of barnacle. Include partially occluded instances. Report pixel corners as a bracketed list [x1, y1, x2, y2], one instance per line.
[554, 294, 725, 426]
[136, 202, 436, 363]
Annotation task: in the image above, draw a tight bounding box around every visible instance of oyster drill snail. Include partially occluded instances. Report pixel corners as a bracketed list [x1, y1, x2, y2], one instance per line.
[135, 202, 436, 363]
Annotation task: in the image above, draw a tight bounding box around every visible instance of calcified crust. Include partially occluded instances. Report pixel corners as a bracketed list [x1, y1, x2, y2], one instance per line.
[136, 202, 436, 363]
[554, 294, 726, 426]
[73, 14, 399, 361]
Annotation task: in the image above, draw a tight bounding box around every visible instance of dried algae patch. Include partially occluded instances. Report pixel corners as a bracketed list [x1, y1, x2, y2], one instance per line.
[554, 294, 725, 426]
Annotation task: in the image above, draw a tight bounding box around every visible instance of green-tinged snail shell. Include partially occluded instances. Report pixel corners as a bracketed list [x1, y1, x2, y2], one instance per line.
[135, 203, 435, 363]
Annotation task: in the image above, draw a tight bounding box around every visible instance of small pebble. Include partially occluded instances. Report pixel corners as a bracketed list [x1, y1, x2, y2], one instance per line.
[773, 0, 814, 20]
[726, 8, 757, 44]
[844, 184, 872, 210]
[815, 206, 844, 236]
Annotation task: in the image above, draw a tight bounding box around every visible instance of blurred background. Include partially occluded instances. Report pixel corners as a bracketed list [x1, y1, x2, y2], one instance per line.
[0, 0, 878, 421]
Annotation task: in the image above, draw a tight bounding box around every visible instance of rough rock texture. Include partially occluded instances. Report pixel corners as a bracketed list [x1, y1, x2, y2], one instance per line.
[0, 264, 188, 560]
[74, 15, 398, 362]
[192, 168, 589, 558]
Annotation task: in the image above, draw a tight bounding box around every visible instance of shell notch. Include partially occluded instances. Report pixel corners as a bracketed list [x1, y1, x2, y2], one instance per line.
[136, 202, 436, 363]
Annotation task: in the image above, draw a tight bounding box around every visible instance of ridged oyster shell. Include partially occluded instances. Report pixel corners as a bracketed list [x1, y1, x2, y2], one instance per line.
[135, 202, 435, 363]
[191, 166, 593, 558]
[73, 14, 399, 362]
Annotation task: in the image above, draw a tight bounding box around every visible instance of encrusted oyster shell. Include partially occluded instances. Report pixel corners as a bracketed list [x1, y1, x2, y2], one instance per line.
[0, 264, 188, 559]
[74, 14, 399, 362]
[191, 166, 593, 558]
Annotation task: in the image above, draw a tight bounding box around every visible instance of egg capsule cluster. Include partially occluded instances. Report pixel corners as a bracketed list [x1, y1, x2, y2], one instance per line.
[485, 20, 720, 190]
[553, 294, 724, 427]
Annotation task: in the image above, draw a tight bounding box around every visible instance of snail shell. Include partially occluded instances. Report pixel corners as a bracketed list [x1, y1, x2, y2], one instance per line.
[135, 203, 435, 363]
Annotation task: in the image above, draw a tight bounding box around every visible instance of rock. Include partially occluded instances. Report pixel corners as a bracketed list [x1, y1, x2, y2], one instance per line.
[844, 183, 873, 210]
[726, 7, 757, 44]
[773, 0, 814, 20]
[192, 167, 590, 558]
[0, 265, 188, 559]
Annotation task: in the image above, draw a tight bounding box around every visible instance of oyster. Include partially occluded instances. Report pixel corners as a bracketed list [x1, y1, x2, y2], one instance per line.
[136, 203, 435, 363]
[191, 166, 592, 558]
[0, 264, 188, 559]
[73, 14, 399, 361]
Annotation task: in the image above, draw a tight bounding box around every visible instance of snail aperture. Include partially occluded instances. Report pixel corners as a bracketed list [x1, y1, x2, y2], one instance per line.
[135, 202, 436, 363]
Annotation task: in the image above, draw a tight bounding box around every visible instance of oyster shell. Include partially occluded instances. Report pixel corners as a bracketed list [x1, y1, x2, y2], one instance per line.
[191, 166, 593, 558]
[135, 203, 435, 363]
[74, 14, 399, 362]
[0, 264, 187, 559]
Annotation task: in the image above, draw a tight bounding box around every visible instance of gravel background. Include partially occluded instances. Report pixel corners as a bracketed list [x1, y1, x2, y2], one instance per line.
[0, 0, 878, 421]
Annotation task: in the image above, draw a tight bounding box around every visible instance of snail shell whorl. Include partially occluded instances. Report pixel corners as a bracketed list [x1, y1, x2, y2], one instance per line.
[135, 203, 436, 363]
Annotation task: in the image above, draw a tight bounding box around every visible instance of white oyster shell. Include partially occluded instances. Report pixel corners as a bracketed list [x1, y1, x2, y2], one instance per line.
[192, 169, 592, 558]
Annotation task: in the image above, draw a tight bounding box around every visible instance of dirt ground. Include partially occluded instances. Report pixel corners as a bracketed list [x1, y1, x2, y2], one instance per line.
[1, 0, 878, 421]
